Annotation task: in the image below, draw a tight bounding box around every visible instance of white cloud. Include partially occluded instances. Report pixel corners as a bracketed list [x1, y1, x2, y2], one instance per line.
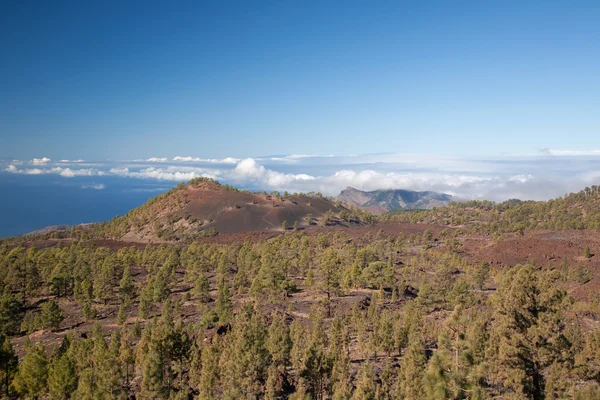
[5, 152, 600, 203]
[60, 159, 85, 163]
[53, 167, 99, 177]
[109, 166, 218, 181]
[172, 156, 239, 164]
[5, 165, 102, 177]
[81, 183, 106, 190]
[172, 156, 197, 162]
[228, 158, 315, 187]
[514, 149, 600, 157]
[265, 154, 335, 162]
[30, 157, 51, 165]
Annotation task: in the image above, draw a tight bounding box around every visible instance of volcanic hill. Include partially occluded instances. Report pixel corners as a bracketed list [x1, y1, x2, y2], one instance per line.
[99, 178, 350, 242]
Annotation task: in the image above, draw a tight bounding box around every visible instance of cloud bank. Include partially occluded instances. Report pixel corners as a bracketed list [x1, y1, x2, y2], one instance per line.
[3, 151, 600, 202]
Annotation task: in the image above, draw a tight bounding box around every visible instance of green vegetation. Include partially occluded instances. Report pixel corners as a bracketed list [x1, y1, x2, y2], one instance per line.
[384, 185, 600, 233]
[1, 182, 600, 398]
[0, 224, 598, 398]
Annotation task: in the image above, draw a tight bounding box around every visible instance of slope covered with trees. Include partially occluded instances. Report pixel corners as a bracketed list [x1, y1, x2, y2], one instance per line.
[385, 185, 600, 233]
[1, 221, 600, 398]
[2, 182, 600, 398]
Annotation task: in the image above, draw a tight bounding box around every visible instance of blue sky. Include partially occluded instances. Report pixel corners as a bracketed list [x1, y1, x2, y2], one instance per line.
[2, 1, 600, 160]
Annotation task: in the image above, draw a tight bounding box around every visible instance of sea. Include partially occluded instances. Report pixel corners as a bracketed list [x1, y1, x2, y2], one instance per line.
[0, 174, 173, 238]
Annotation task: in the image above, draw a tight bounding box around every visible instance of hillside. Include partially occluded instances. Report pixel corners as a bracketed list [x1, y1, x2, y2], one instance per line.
[2, 183, 600, 398]
[385, 185, 600, 233]
[93, 178, 365, 242]
[337, 186, 452, 213]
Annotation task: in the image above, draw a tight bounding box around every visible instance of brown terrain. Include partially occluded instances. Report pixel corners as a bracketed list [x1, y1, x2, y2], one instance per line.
[119, 182, 348, 242]
[8, 183, 600, 374]
[12, 222, 600, 359]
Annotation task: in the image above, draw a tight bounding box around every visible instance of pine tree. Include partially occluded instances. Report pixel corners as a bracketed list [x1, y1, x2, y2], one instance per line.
[473, 261, 490, 290]
[423, 352, 451, 399]
[265, 364, 283, 400]
[193, 273, 211, 302]
[153, 267, 171, 302]
[94, 258, 114, 305]
[92, 325, 122, 399]
[47, 353, 77, 400]
[220, 307, 269, 398]
[0, 335, 17, 397]
[215, 278, 232, 324]
[378, 309, 395, 357]
[397, 333, 426, 400]
[490, 264, 570, 399]
[6, 247, 27, 302]
[119, 329, 135, 389]
[41, 300, 64, 331]
[330, 350, 352, 400]
[70, 336, 96, 399]
[289, 379, 311, 400]
[352, 362, 377, 400]
[13, 342, 48, 398]
[0, 287, 22, 335]
[318, 247, 342, 317]
[298, 316, 332, 399]
[117, 302, 128, 325]
[378, 360, 397, 400]
[267, 312, 292, 369]
[140, 340, 167, 399]
[119, 265, 135, 301]
[197, 342, 220, 400]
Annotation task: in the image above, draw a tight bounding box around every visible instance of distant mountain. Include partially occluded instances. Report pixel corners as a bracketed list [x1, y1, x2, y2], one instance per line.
[337, 187, 452, 213]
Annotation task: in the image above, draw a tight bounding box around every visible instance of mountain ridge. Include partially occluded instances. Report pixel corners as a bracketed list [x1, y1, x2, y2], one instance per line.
[337, 186, 452, 213]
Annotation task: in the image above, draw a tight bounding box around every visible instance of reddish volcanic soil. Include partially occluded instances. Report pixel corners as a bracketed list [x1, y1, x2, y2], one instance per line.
[460, 229, 600, 301]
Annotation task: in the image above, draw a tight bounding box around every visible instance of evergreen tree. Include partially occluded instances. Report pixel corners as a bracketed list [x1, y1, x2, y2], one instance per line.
[473, 262, 490, 290]
[47, 353, 77, 400]
[0, 335, 17, 397]
[152, 267, 171, 302]
[0, 287, 22, 335]
[94, 258, 115, 305]
[397, 333, 426, 400]
[193, 272, 211, 302]
[197, 342, 220, 400]
[265, 364, 283, 400]
[215, 278, 232, 324]
[330, 350, 352, 400]
[119, 330, 135, 389]
[352, 362, 377, 400]
[220, 307, 269, 398]
[119, 265, 135, 301]
[140, 340, 167, 399]
[117, 302, 128, 325]
[267, 312, 291, 369]
[41, 300, 64, 331]
[13, 342, 48, 399]
[490, 264, 570, 399]
[318, 247, 342, 317]
[94, 325, 122, 399]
